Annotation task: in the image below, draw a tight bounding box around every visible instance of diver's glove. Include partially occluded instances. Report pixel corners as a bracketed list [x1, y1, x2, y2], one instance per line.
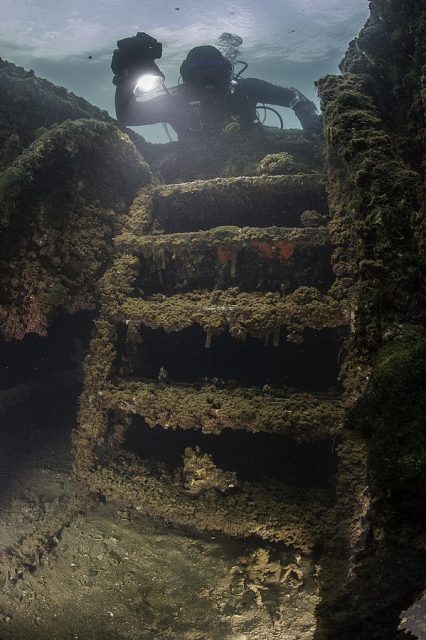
[111, 32, 162, 86]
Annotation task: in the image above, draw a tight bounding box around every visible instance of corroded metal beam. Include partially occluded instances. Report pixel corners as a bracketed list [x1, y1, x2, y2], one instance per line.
[115, 287, 348, 343]
[86, 458, 333, 552]
[100, 380, 343, 442]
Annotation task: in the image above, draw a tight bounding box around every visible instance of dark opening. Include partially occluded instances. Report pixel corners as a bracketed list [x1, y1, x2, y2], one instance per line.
[152, 183, 328, 234]
[0, 312, 93, 502]
[130, 325, 343, 392]
[124, 417, 338, 489]
[135, 244, 335, 296]
[0, 311, 93, 388]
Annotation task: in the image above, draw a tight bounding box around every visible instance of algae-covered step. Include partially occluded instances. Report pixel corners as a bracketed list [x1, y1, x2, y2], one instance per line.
[113, 287, 349, 343]
[115, 225, 334, 295]
[149, 174, 328, 232]
[86, 456, 334, 553]
[100, 380, 344, 442]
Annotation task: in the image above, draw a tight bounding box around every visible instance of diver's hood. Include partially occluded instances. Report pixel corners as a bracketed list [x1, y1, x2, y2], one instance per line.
[180, 45, 232, 87]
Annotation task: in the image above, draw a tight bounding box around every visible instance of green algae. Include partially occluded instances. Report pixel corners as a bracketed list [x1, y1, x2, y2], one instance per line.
[116, 287, 348, 344]
[256, 151, 307, 176]
[0, 118, 150, 226]
[0, 120, 150, 340]
[116, 225, 329, 254]
[318, 72, 424, 357]
[151, 173, 329, 233]
[149, 128, 325, 183]
[71, 144, 341, 556]
[351, 326, 426, 526]
[0, 58, 112, 155]
[115, 224, 333, 296]
[0, 57, 152, 170]
[314, 2, 426, 637]
[101, 381, 343, 442]
[86, 454, 331, 552]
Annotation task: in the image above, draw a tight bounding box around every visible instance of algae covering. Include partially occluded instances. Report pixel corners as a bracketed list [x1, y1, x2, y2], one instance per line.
[72, 155, 343, 553]
[315, 1, 426, 637]
[0, 58, 153, 169]
[117, 225, 334, 295]
[0, 59, 112, 165]
[101, 381, 343, 441]
[0, 119, 150, 339]
[116, 287, 347, 344]
[1, 2, 425, 637]
[147, 127, 325, 183]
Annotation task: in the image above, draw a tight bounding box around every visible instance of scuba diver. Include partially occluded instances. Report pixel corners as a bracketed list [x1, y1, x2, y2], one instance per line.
[112, 32, 322, 140]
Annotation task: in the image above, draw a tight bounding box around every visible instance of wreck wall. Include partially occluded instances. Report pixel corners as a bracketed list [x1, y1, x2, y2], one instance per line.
[316, 1, 426, 637]
[0, 59, 155, 169]
[0, 61, 162, 341]
[0, 118, 151, 340]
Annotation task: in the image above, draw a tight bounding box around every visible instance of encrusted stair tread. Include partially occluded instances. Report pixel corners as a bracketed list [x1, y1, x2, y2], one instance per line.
[115, 225, 330, 253]
[114, 287, 348, 340]
[100, 380, 344, 441]
[87, 454, 333, 551]
[152, 174, 326, 196]
[150, 174, 328, 232]
[115, 226, 334, 296]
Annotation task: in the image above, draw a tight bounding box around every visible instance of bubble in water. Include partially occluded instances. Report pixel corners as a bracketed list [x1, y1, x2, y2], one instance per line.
[215, 32, 243, 62]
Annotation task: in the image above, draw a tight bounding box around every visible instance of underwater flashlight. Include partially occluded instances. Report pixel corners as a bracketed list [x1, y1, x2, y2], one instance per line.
[133, 73, 166, 101]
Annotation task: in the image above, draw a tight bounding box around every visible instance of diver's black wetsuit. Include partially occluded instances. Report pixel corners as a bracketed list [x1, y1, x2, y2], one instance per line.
[113, 37, 321, 139]
[115, 78, 319, 139]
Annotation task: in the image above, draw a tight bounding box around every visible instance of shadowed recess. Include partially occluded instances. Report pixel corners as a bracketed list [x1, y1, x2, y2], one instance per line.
[128, 325, 344, 392]
[123, 417, 339, 488]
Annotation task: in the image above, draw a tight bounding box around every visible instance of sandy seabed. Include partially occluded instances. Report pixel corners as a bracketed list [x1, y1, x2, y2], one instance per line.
[0, 377, 318, 640]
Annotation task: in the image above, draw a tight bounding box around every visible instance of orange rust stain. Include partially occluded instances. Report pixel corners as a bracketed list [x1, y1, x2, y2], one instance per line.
[217, 245, 233, 264]
[251, 240, 273, 259]
[252, 239, 294, 260]
[275, 241, 294, 260]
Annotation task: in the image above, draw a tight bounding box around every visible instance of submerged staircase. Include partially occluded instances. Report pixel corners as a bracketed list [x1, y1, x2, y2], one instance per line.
[73, 146, 350, 554]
